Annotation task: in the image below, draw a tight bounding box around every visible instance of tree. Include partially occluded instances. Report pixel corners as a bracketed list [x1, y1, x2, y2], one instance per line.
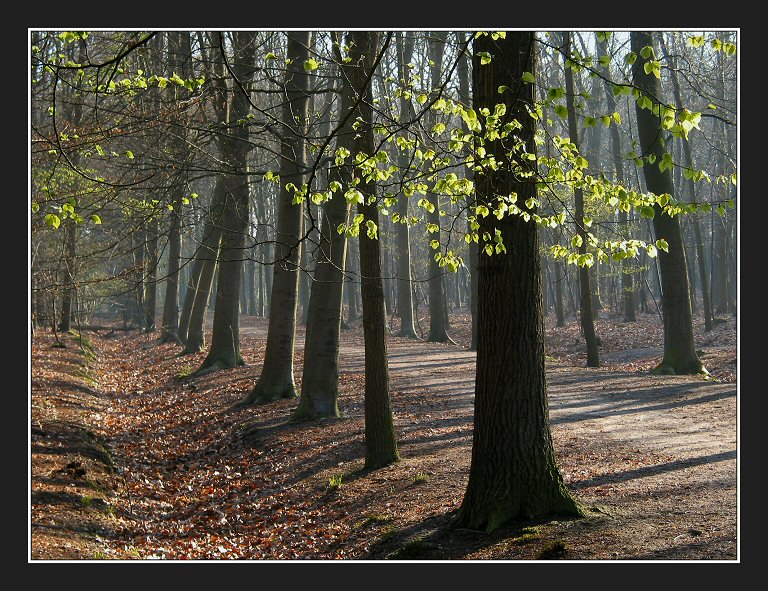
[242, 31, 312, 403]
[562, 32, 599, 367]
[631, 31, 704, 375]
[293, 33, 353, 420]
[424, 32, 452, 344]
[454, 31, 583, 531]
[197, 31, 257, 372]
[393, 31, 419, 339]
[349, 30, 399, 469]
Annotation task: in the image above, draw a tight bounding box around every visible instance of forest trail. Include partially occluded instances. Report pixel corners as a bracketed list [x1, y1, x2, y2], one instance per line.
[31, 314, 737, 560]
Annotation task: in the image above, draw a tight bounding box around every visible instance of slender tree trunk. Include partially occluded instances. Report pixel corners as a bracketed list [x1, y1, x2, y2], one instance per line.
[456, 31, 479, 350]
[346, 30, 399, 469]
[197, 31, 257, 372]
[293, 39, 353, 420]
[632, 31, 703, 375]
[144, 218, 158, 332]
[160, 198, 182, 343]
[455, 31, 582, 532]
[563, 32, 599, 367]
[659, 35, 712, 331]
[243, 32, 311, 403]
[58, 221, 77, 333]
[182, 179, 225, 352]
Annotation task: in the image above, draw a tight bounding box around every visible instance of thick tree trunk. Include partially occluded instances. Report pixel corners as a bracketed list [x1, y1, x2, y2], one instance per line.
[244, 32, 311, 402]
[58, 221, 77, 333]
[455, 31, 582, 532]
[632, 31, 703, 375]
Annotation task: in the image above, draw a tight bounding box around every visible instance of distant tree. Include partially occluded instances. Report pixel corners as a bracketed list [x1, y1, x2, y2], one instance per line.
[562, 32, 599, 367]
[454, 31, 583, 531]
[393, 31, 419, 339]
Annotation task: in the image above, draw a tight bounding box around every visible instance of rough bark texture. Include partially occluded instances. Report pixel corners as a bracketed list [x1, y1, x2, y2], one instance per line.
[244, 32, 311, 402]
[631, 31, 703, 375]
[349, 30, 399, 469]
[563, 32, 599, 367]
[197, 31, 257, 372]
[454, 31, 582, 532]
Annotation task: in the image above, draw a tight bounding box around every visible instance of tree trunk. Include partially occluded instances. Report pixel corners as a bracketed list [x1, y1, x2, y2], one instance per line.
[563, 32, 599, 367]
[293, 37, 353, 420]
[197, 31, 257, 372]
[454, 31, 582, 532]
[456, 31, 478, 350]
[349, 30, 399, 469]
[243, 32, 311, 402]
[631, 31, 703, 375]
[144, 218, 158, 332]
[160, 199, 182, 343]
[182, 179, 225, 353]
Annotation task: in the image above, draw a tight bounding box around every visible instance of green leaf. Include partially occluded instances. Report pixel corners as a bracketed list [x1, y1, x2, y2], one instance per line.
[640, 205, 655, 219]
[125, 150, 134, 159]
[91, 214, 102, 224]
[554, 104, 568, 119]
[45, 214, 61, 229]
[584, 116, 596, 127]
[656, 238, 669, 252]
[497, 85, 509, 94]
[484, 244, 494, 256]
[647, 244, 658, 258]
[478, 51, 492, 65]
[600, 115, 611, 127]
[640, 45, 653, 59]
[304, 58, 319, 71]
[625, 52, 637, 65]
[32, 202, 40, 213]
[522, 71, 536, 84]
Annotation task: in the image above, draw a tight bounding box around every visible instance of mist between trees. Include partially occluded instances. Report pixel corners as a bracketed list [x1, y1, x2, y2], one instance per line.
[30, 30, 737, 530]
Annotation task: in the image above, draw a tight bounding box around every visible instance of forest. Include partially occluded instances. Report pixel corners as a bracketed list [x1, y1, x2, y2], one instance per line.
[30, 29, 738, 562]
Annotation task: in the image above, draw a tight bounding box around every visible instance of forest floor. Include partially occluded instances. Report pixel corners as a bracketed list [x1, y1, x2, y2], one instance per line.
[30, 309, 738, 562]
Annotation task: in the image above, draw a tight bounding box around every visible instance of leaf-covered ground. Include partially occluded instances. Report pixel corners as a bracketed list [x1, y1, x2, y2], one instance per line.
[30, 309, 737, 561]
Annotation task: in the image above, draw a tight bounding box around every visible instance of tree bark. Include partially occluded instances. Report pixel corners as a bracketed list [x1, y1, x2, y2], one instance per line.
[454, 31, 582, 532]
[293, 38, 353, 420]
[243, 32, 311, 402]
[349, 30, 399, 469]
[631, 31, 703, 375]
[197, 31, 257, 372]
[563, 32, 599, 367]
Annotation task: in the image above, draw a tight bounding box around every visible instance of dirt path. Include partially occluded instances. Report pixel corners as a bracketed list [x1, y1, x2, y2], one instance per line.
[31, 315, 738, 560]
